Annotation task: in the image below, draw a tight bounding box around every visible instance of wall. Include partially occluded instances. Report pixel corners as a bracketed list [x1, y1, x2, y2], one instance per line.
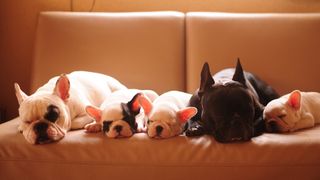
[1, 0, 320, 122]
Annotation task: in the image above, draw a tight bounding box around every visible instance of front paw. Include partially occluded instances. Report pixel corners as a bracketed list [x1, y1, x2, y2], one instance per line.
[85, 122, 102, 133]
[185, 125, 205, 137]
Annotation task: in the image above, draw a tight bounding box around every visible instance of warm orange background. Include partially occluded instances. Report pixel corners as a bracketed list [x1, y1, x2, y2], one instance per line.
[1, 0, 320, 121]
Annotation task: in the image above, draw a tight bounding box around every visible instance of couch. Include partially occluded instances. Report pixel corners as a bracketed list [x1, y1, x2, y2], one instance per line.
[1, 11, 320, 180]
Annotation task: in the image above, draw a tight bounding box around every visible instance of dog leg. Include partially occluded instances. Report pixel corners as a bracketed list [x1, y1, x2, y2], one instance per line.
[185, 121, 205, 137]
[84, 122, 102, 133]
[71, 115, 93, 130]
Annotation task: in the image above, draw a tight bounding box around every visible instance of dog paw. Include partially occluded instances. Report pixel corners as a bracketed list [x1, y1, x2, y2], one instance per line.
[137, 126, 147, 133]
[185, 125, 205, 137]
[85, 122, 102, 133]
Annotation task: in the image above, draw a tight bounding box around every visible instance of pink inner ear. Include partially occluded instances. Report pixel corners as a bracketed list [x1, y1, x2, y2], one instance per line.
[86, 106, 102, 122]
[288, 91, 301, 110]
[139, 96, 153, 115]
[56, 75, 70, 101]
[131, 94, 141, 112]
[178, 108, 197, 123]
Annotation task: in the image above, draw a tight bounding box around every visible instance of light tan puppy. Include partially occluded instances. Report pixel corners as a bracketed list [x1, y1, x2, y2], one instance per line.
[15, 71, 126, 144]
[263, 90, 320, 133]
[139, 91, 197, 139]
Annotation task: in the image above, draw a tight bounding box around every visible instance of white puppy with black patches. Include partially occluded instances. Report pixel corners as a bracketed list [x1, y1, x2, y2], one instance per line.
[15, 71, 127, 144]
[263, 90, 320, 133]
[139, 91, 197, 139]
[85, 89, 158, 138]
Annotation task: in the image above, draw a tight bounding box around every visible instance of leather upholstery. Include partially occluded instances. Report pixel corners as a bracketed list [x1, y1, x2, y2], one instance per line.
[186, 12, 320, 94]
[1, 12, 320, 180]
[1, 118, 320, 179]
[32, 11, 185, 93]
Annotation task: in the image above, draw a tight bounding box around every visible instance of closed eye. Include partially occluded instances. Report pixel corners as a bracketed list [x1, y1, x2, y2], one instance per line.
[278, 114, 287, 119]
[147, 119, 154, 125]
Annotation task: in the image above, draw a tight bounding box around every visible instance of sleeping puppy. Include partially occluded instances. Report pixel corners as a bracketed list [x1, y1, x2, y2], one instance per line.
[186, 59, 279, 143]
[139, 91, 197, 139]
[15, 71, 127, 144]
[264, 90, 320, 133]
[85, 89, 158, 138]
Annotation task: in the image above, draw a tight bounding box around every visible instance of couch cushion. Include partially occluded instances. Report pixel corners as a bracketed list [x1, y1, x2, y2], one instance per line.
[1, 118, 320, 179]
[32, 11, 185, 93]
[186, 12, 320, 94]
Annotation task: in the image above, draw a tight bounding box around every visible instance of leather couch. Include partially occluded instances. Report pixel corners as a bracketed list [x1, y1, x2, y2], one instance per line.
[1, 11, 320, 180]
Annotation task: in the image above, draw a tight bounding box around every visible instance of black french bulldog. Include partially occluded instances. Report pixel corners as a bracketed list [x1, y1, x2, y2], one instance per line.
[186, 59, 279, 143]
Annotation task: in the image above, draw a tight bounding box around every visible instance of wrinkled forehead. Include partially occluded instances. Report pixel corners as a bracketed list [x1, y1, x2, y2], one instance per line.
[102, 104, 124, 121]
[149, 108, 176, 122]
[19, 97, 53, 122]
[265, 100, 286, 114]
[204, 85, 252, 104]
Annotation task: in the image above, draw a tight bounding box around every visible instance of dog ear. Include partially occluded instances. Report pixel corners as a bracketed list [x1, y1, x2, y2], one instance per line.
[85, 106, 102, 122]
[14, 83, 28, 105]
[199, 62, 215, 95]
[232, 58, 247, 87]
[287, 90, 301, 110]
[126, 93, 142, 116]
[177, 107, 198, 124]
[138, 95, 153, 116]
[53, 74, 70, 101]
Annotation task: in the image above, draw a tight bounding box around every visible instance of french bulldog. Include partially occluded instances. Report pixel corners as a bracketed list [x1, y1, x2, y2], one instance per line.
[139, 91, 197, 139]
[15, 71, 127, 144]
[186, 59, 279, 143]
[263, 90, 320, 133]
[85, 89, 158, 138]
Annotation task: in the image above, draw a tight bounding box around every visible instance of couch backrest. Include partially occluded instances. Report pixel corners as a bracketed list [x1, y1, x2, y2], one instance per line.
[186, 12, 320, 95]
[31, 11, 185, 94]
[32, 12, 320, 96]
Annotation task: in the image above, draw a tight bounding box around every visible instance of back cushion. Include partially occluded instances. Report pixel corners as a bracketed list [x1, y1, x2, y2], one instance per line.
[186, 12, 320, 95]
[32, 11, 185, 93]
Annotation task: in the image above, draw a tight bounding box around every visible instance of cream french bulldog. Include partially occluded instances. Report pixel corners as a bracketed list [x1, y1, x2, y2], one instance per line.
[139, 91, 197, 139]
[263, 90, 320, 133]
[15, 71, 127, 144]
[85, 89, 158, 138]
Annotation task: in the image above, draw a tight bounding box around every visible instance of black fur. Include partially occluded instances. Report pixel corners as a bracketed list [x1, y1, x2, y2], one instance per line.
[44, 105, 59, 123]
[186, 59, 279, 143]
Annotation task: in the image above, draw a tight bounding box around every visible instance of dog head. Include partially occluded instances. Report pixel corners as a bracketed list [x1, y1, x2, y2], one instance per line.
[263, 90, 302, 133]
[86, 93, 141, 138]
[198, 60, 262, 143]
[139, 96, 197, 139]
[15, 74, 71, 144]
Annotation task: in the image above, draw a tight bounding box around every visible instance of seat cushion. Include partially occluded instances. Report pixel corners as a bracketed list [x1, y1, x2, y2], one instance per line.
[32, 11, 185, 93]
[1, 118, 320, 179]
[186, 12, 320, 94]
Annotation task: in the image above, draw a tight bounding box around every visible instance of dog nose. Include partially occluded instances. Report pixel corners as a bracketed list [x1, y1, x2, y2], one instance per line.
[33, 122, 48, 134]
[268, 121, 278, 132]
[156, 125, 163, 135]
[114, 125, 123, 133]
[34, 122, 50, 144]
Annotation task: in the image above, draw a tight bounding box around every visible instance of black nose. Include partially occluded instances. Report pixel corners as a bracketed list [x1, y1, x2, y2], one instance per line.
[114, 125, 123, 133]
[156, 125, 163, 135]
[34, 122, 50, 144]
[34, 122, 48, 134]
[268, 121, 278, 132]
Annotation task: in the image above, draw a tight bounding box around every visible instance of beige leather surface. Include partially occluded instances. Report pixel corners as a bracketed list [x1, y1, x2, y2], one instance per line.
[2, 12, 320, 180]
[32, 11, 185, 94]
[186, 13, 320, 95]
[1, 118, 320, 179]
